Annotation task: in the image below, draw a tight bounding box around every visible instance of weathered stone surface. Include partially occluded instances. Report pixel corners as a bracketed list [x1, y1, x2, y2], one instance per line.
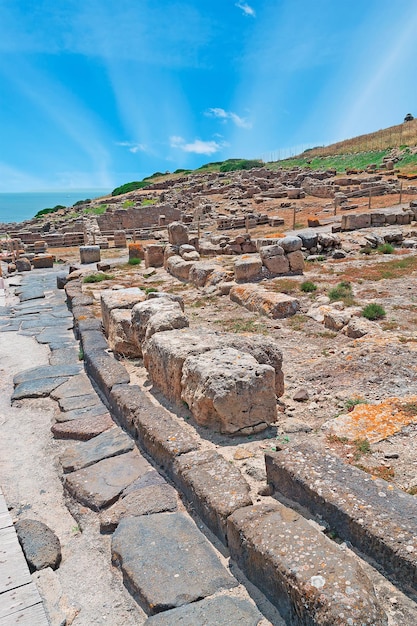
[279, 235, 302, 252]
[189, 262, 219, 287]
[52, 412, 114, 440]
[173, 450, 252, 543]
[166, 255, 195, 281]
[230, 285, 299, 318]
[144, 244, 165, 268]
[80, 328, 109, 354]
[144, 595, 263, 625]
[100, 483, 178, 533]
[15, 258, 32, 272]
[58, 393, 99, 412]
[131, 299, 189, 355]
[297, 229, 318, 249]
[60, 427, 134, 473]
[265, 444, 417, 595]
[341, 213, 372, 231]
[323, 308, 352, 331]
[146, 291, 185, 311]
[234, 256, 263, 282]
[108, 309, 138, 357]
[259, 246, 289, 274]
[12, 377, 70, 401]
[65, 450, 151, 510]
[32, 255, 54, 269]
[111, 513, 237, 614]
[56, 271, 68, 289]
[342, 316, 374, 338]
[79, 245, 100, 264]
[55, 403, 109, 423]
[13, 364, 82, 386]
[109, 384, 200, 472]
[168, 221, 189, 246]
[228, 502, 387, 626]
[15, 520, 61, 572]
[100, 288, 146, 335]
[181, 348, 276, 434]
[84, 350, 130, 399]
[18, 288, 46, 302]
[287, 250, 304, 273]
[51, 374, 95, 400]
[49, 347, 80, 366]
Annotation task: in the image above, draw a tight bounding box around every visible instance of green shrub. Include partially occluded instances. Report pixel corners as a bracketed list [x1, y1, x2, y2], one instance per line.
[141, 198, 157, 206]
[328, 281, 355, 305]
[377, 243, 395, 254]
[300, 280, 317, 292]
[34, 204, 65, 218]
[122, 200, 135, 208]
[111, 181, 149, 196]
[83, 273, 114, 283]
[73, 198, 91, 207]
[219, 159, 263, 172]
[362, 303, 386, 320]
[128, 258, 142, 266]
[84, 205, 107, 215]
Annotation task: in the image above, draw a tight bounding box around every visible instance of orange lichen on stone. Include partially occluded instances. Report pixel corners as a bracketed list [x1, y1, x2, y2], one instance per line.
[328, 395, 417, 443]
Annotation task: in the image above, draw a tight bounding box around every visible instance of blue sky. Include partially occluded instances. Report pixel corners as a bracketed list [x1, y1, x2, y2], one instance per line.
[1, 0, 417, 192]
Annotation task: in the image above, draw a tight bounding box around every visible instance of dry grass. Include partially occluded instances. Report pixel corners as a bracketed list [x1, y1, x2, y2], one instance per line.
[336, 255, 417, 282]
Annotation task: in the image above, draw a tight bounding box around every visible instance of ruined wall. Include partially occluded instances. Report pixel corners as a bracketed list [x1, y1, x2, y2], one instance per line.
[97, 204, 182, 231]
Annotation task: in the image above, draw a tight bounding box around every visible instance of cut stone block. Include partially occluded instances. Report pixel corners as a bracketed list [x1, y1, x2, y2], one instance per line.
[234, 256, 263, 282]
[51, 412, 114, 440]
[32, 255, 54, 269]
[189, 262, 219, 287]
[167, 222, 189, 245]
[144, 244, 165, 268]
[227, 502, 387, 626]
[181, 348, 277, 434]
[108, 309, 138, 357]
[260, 250, 289, 275]
[100, 483, 178, 533]
[166, 255, 195, 281]
[111, 513, 238, 614]
[131, 299, 189, 356]
[230, 285, 299, 318]
[100, 288, 146, 335]
[265, 444, 417, 595]
[65, 450, 151, 510]
[60, 427, 134, 473]
[144, 595, 263, 625]
[84, 350, 130, 400]
[173, 449, 252, 544]
[79, 245, 100, 264]
[287, 250, 304, 273]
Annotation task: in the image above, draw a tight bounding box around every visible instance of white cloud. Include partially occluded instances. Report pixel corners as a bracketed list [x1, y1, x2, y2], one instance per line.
[205, 107, 252, 129]
[170, 136, 226, 155]
[116, 141, 146, 153]
[235, 2, 256, 18]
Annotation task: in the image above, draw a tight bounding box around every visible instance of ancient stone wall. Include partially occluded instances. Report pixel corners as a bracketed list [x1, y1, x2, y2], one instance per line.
[97, 204, 181, 231]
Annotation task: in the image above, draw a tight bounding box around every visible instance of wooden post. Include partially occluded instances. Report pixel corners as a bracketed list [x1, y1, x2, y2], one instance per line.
[334, 198, 337, 216]
[292, 205, 296, 230]
[368, 190, 371, 211]
[399, 182, 403, 205]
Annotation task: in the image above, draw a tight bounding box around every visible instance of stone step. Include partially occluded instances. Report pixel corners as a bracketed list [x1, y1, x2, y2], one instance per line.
[265, 444, 417, 598]
[60, 427, 134, 473]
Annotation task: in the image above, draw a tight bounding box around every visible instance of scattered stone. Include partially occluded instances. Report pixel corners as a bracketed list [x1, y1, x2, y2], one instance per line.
[293, 388, 309, 402]
[52, 412, 114, 440]
[15, 519, 61, 572]
[144, 595, 263, 625]
[233, 448, 255, 460]
[111, 513, 238, 614]
[230, 284, 299, 319]
[15, 258, 32, 272]
[79, 245, 100, 264]
[12, 377, 70, 401]
[281, 418, 312, 433]
[65, 450, 151, 510]
[60, 427, 134, 473]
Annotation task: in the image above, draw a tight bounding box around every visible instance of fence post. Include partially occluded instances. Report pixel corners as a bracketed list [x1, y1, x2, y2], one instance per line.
[399, 182, 403, 205]
[292, 205, 296, 230]
[368, 190, 371, 211]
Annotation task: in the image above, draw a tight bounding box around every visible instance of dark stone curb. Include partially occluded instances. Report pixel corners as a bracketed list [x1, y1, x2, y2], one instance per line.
[266, 444, 417, 597]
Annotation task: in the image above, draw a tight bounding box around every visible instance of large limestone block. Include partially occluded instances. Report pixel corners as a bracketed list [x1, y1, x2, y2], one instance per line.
[287, 250, 304, 273]
[100, 287, 146, 335]
[80, 245, 100, 264]
[341, 213, 371, 231]
[234, 255, 263, 282]
[144, 244, 165, 268]
[259, 245, 290, 274]
[166, 255, 195, 281]
[131, 299, 189, 356]
[168, 221, 189, 245]
[108, 309, 138, 356]
[189, 262, 219, 287]
[278, 236, 302, 252]
[230, 285, 299, 318]
[32, 254, 54, 269]
[181, 348, 277, 434]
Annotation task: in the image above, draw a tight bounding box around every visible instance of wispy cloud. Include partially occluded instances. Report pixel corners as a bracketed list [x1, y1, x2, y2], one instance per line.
[235, 2, 256, 18]
[170, 136, 227, 155]
[116, 141, 147, 154]
[205, 107, 252, 129]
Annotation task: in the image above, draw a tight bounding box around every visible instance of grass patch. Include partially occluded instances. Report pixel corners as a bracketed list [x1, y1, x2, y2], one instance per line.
[328, 281, 356, 306]
[84, 204, 107, 215]
[338, 255, 417, 282]
[216, 318, 268, 334]
[300, 280, 317, 293]
[122, 200, 135, 208]
[82, 272, 114, 283]
[141, 198, 157, 206]
[271, 278, 299, 294]
[345, 396, 368, 411]
[362, 303, 386, 320]
[356, 464, 394, 481]
[287, 313, 308, 331]
[128, 258, 142, 265]
[377, 243, 395, 254]
[406, 485, 417, 495]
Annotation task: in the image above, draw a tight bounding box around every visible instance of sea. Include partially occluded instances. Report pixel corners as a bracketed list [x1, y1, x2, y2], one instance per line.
[0, 190, 111, 225]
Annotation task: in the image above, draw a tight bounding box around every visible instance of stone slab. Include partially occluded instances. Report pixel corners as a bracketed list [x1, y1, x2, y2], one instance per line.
[230, 284, 299, 318]
[14, 519, 61, 572]
[18, 289, 45, 302]
[64, 450, 151, 510]
[49, 347, 80, 366]
[84, 350, 130, 399]
[144, 595, 263, 625]
[13, 364, 82, 386]
[58, 393, 99, 412]
[36, 330, 73, 345]
[265, 444, 417, 595]
[60, 427, 134, 473]
[173, 449, 252, 545]
[80, 329, 109, 353]
[51, 374, 96, 400]
[100, 483, 178, 533]
[109, 384, 200, 472]
[111, 513, 238, 614]
[51, 412, 114, 440]
[228, 502, 387, 626]
[55, 403, 109, 423]
[12, 377, 70, 401]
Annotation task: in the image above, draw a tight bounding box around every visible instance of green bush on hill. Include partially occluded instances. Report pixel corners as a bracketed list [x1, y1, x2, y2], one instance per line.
[219, 159, 263, 172]
[111, 181, 150, 196]
[34, 205, 66, 218]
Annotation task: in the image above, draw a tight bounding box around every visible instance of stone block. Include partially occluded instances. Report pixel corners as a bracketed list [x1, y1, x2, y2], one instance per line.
[189, 262, 218, 287]
[261, 251, 289, 275]
[32, 255, 54, 269]
[230, 285, 299, 318]
[15, 520, 61, 572]
[79, 245, 100, 264]
[60, 427, 134, 473]
[234, 255, 263, 282]
[131, 299, 189, 356]
[15, 258, 32, 272]
[144, 244, 165, 268]
[100, 287, 146, 335]
[144, 595, 263, 625]
[51, 412, 114, 440]
[297, 230, 318, 249]
[173, 450, 252, 544]
[265, 444, 417, 596]
[341, 213, 371, 231]
[84, 349, 130, 400]
[168, 221, 189, 245]
[108, 309, 138, 357]
[278, 235, 302, 252]
[111, 514, 237, 614]
[166, 255, 195, 280]
[113, 230, 127, 248]
[128, 242, 145, 260]
[287, 250, 304, 273]
[181, 348, 277, 434]
[227, 502, 387, 625]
